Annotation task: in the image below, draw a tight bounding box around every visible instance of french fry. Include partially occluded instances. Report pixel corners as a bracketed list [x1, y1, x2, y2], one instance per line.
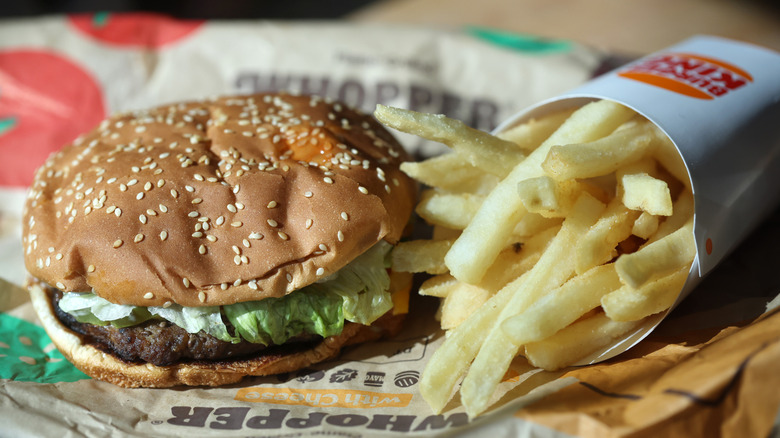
[419, 271, 526, 414]
[496, 108, 576, 153]
[416, 189, 483, 230]
[418, 274, 458, 298]
[458, 193, 606, 417]
[500, 263, 622, 346]
[632, 211, 660, 239]
[375, 104, 526, 177]
[541, 120, 659, 180]
[391, 239, 453, 275]
[440, 282, 492, 330]
[575, 196, 640, 275]
[400, 153, 499, 194]
[602, 264, 690, 321]
[621, 172, 673, 216]
[615, 220, 695, 289]
[445, 100, 636, 284]
[517, 176, 592, 218]
[524, 312, 640, 371]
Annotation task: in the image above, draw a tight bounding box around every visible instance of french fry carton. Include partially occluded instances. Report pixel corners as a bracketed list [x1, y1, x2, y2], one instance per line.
[494, 35, 780, 363]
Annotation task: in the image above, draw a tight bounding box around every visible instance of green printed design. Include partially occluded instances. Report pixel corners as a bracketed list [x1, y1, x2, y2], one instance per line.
[0, 117, 17, 137]
[92, 11, 111, 28]
[466, 26, 571, 54]
[0, 313, 90, 383]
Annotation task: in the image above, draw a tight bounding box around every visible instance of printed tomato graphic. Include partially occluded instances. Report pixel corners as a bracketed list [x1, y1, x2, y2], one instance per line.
[68, 12, 204, 48]
[0, 50, 106, 187]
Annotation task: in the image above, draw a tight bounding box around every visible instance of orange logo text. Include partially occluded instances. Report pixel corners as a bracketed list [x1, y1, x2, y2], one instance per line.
[618, 53, 752, 99]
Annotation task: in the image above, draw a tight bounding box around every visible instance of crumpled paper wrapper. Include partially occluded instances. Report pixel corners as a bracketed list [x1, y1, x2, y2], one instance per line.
[1, 13, 779, 438]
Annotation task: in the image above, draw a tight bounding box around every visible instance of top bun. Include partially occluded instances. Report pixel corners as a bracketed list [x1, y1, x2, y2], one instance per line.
[23, 93, 416, 307]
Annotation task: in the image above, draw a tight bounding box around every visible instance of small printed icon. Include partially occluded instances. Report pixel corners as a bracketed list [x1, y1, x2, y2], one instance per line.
[330, 368, 358, 384]
[363, 371, 385, 387]
[296, 369, 325, 383]
[394, 370, 420, 388]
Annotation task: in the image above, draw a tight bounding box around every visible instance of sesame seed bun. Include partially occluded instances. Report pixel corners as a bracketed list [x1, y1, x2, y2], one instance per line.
[23, 93, 415, 307]
[22, 92, 416, 387]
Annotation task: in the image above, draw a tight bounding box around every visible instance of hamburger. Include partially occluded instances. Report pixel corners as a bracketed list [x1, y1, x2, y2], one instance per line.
[22, 92, 417, 388]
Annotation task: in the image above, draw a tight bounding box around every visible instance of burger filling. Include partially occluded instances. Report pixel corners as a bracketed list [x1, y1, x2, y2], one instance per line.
[53, 242, 395, 364]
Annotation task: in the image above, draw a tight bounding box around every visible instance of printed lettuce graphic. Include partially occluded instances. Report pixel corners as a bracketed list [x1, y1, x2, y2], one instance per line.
[0, 313, 89, 383]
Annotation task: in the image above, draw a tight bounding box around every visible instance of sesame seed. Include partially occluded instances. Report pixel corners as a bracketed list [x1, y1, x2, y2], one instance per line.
[316, 267, 325, 276]
[358, 186, 369, 194]
[136, 192, 144, 200]
[134, 233, 144, 243]
[199, 244, 207, 254]
[139, 214, 147, 224]
[249, 232, 263, 240]
[241, 255, 249, 264]
[171, 189, 179, 198]
[157, 179, 165, 188]
[243, 239, 251, 248]
[185, 185, 195, 192]
[146, 209, 157, 216]
[227, 204, 237, 213]
[220, 283, 228, 291]
[183, 277, 190, 288]
[114, 208, 122, 217]
[160, 230, 168, 241]
[235, 202, 245, 210]
[340, 212, 349, 221]
[87, 265, 96, 273]
[278, 231, 289, 240]
[192, 231, 203, 238]
[119, 184, 127, 192]
[192, 198, 203, 204]
[305, 219, 313, 229]
[188, 211, 199, 218]
[234, 255, 242, 265]
[267, 219, 278, 227]
[248, 280, 258, 290]
[231, 221, 243, 227]
[232, 245, 241, 255]
[159, 204, 168, 213]
[206, 234, 217, 242]
[304, 191, 313, 198]
[337, 231, 344, 242]
[323, 177, 334, 184]
[56, 282, 66, 290]
[198, 291, 206, 303]
[286, 273, 293, 283]
[233, 279, 242, 287]
[193, 174, 204, 181]
[106, 205, 116, 214]
[143, 292, 154, 300]
[163, 301, 172, 308]
[144, 181, 152, 191]
[267, 201, 277, 208]
[113, 239, 123, 248]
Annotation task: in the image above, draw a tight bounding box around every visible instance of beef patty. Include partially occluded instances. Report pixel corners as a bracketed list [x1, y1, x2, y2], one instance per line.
[47, 285, 321, 366]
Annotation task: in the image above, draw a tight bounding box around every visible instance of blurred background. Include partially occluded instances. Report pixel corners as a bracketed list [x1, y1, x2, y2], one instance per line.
[2, 0, 779, 55]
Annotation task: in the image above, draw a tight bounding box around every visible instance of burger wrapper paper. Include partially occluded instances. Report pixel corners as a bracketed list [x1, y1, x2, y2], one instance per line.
[1, 15, 779, 438]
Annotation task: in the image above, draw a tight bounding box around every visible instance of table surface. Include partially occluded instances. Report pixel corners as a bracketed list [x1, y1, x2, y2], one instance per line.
[349, 0, 780, 56]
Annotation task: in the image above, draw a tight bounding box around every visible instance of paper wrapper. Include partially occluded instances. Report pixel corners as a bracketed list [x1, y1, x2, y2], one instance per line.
[1, 15, 779, 438]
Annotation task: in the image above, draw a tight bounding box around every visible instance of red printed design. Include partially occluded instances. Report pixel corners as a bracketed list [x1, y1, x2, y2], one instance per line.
[0, 50, 106, 188]
[68, 12, 204, 48]
[618, 53, 752, 100]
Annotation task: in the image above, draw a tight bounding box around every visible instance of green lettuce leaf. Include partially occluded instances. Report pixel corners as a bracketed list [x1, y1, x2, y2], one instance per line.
[58, 242, 393, 345]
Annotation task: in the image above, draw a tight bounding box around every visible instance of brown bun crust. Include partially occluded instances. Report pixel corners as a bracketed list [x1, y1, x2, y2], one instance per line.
[29, 282, 405, 387]
[23, 93, 415, 307]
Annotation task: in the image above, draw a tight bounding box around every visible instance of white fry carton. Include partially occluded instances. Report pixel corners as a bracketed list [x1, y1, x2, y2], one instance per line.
[494, 36, 780, 362]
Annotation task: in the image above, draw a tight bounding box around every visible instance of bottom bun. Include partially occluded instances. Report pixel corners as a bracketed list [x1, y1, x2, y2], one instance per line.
[29, 283, 405, 388]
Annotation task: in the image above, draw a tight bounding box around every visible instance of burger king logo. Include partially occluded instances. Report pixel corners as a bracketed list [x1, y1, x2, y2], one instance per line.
[617, 53, 752, 100]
